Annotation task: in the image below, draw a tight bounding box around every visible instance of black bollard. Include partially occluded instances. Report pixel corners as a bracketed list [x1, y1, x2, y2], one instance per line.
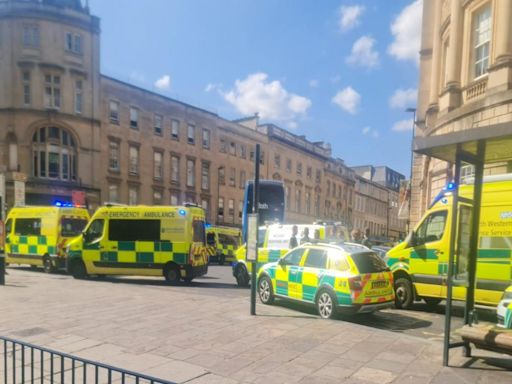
[0, 251, 5, 285]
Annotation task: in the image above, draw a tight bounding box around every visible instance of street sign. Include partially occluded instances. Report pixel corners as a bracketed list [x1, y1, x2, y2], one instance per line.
[246, 213, 258, 262]
[14, 180, 25, 206]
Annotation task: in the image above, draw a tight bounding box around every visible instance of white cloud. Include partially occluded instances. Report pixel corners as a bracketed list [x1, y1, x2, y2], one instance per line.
[205, 83, 222, 92]
[339, 5, 365, 32]
[309, 79, 319, 88]
[390, 88, 417, 109]
[154, 75, 171, 90]
[332, 86, 361, 114]
[346, 35, 379, 68]
[223, 73, 311, 122]
[388, 0, 423, 63]
[392, 119, 414, 132]
[362, 126, 380, 139]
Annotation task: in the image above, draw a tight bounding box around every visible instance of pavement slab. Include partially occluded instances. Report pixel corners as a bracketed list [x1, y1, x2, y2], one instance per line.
[1, 268, 511, 383]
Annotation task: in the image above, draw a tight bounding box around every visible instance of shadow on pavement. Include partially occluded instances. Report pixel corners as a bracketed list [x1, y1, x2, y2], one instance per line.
[460, 356, 512, 371]
[85, 275, 243, 290]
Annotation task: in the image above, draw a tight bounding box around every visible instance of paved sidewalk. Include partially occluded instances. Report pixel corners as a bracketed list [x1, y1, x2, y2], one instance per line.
[0, 269, 510, 383]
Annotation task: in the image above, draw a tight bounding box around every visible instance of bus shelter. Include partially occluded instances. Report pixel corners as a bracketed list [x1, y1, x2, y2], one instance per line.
[413, 122, 512, 366]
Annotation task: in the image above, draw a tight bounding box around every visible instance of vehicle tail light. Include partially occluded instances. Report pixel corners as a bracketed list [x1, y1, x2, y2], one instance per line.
[349, 276, 363, 291]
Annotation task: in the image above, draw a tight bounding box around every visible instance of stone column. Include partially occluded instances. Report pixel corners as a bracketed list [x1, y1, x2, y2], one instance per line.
[494, 0, 512, 63]
[445, 0, 462, 88]
[429, 0, 443, 106]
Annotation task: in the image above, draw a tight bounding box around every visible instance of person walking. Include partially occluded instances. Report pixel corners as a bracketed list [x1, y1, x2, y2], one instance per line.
[300, 227, 311, 245]
[289, 225, 299, 249]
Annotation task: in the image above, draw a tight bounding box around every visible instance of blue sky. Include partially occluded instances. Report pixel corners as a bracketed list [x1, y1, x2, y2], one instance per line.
[89, 0, 422, 177]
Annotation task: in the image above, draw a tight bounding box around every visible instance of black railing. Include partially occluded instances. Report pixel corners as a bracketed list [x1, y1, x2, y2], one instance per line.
[1, 336, 176, 384]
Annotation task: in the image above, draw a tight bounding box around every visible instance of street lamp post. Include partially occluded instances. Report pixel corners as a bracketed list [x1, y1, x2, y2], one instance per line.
[405, 108, 416, 232]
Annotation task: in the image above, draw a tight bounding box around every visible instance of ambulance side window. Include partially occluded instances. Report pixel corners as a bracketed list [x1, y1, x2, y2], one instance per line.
[415, 211, 447, 245]
[282, 248, 305, 266]
[193, 220, 205, 244]
[15, 218, 41, 236]
[304, 249, 328, 269]
[84, 219, 104, 243]
[5, 219, 12, 235]
[206, 233, 216, 246]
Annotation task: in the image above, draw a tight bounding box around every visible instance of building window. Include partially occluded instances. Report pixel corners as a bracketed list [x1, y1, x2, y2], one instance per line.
[332, 183, 336, 198]
[129, 146, 139, 175]
[238, 201, 243, 220]
[305, 191, 311, 215]
[307, 166, 312, 179]
[129, 187, 138, 205]
[154, 114, 163, 136]
[220, 138, 228, 153]
[186, 159, 195, 187]
[74, 80, 83, 114]
[44, 75, 61, 109]
[171, 155, 180, 183]
[238, 144, 246, 159]
[229, 142, 236, 156]
[171, 119, 180, 140]
[285, 186, 291, 209]
[153, 190, 163, 205]
[218, 167, 225, 185]
[295, 189, 301, 213]
[109, 101, 119, 123]
[274, 154, 281, 168]
[109, 141, 119, 171]
[154, 151, 163, 180]
[218, 197, 224, 221]
[229, 168, 236, 187]
[200, 129, 210, 149]
[130, 107, 138, 129]
[473, 5, 491, 79]
[108, 185, 119, 203]
[20, 71, 31, 106]
[286, 159, 292, 173]
[187, 124, 195, 145]
[170, 191, 179, 206]
[316, 169, 321, 183]
[32, 127, 77, 181]
[250, 149, 255, 161]
[201, 198, 210, 221]
[65, 32, 82, 54]
[239, 170, 246, 189]
[297, 162, 302, 176]
[23, 25, 39, 47]
[228, 199, 235, 222]
[201, 162, 210, 190]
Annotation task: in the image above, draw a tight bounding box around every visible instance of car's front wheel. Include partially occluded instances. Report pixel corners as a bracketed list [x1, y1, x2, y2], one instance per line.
[394, 277, 414, 309]
[235, 264, 249, 287]
[258, 275, 274, 305]
[316, 289, 337, 319]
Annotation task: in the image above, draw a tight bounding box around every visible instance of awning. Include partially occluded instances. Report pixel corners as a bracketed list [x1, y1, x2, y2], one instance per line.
[413, 122, 512, 163]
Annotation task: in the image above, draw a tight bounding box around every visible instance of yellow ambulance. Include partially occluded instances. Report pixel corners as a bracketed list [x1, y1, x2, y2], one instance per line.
[232, 223, 327, 287]
[206, 226, 242, 265]
[4, 205, 90, 272]
[386, 175, 512, 309]
[65, 204, 208, 283]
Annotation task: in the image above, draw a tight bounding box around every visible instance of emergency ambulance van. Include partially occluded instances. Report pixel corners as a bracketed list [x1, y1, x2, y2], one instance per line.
[206, 226, 242, 265]
[386, 174, 512, 309]
[4, 205, 89, 272]
[232, 223, 327, 287]
[66, 204, 208, 283]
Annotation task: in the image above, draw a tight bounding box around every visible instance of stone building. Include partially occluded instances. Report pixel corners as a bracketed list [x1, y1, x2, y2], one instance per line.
[412, 0, 512, 225]
[353, 175, 389, 240]
[352, 165, 407, 240]
[0, 0, 360, 227]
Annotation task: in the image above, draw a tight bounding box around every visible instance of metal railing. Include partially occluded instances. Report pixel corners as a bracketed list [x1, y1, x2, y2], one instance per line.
[1, 336, 176, 384]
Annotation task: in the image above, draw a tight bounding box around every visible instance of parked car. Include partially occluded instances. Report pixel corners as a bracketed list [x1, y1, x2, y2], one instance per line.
[257, 243, 394, 319]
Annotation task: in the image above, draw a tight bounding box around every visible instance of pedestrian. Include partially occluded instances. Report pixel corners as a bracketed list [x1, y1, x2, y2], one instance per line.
[362, 228, 372, 248]
[351, 229, 363, 244]
[300, 227, 310, 244]
[289, 225, 298, 249]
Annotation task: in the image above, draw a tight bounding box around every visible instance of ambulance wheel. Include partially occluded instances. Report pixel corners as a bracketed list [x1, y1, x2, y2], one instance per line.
[164, 264, 181, 284]
[218, 255, 225, 266]
[43, 256, 55, 274]
[258, 275, 274, 305]
[235, 265, 249, 287]
[316, 289, 338, 319]
[70, 260, 88, 279]
[394, 278, 413, 309]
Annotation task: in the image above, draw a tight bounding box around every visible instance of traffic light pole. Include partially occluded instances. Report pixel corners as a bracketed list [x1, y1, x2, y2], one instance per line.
[250, 144, 260, 315]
